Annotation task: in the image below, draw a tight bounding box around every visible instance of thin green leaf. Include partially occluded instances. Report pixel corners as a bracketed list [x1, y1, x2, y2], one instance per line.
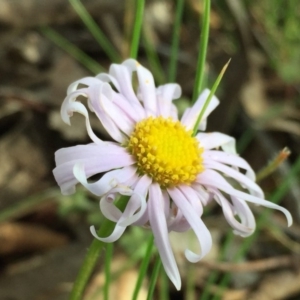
[130, 0, 145, 59]
[104, 243, 113, 300]
[192, 0, 210, 103]
[132, 235, 154, 300]
[69, 0, 121, 62]
[147, 257, 161, 300]
[159, 268, 169, 300]
[192, 59, 230, 136]
[168, 0, 185, 82]
[40, 26, 103, 74]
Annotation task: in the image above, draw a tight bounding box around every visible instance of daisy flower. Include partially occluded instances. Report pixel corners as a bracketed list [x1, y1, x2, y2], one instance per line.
[53, 59, 292, 290]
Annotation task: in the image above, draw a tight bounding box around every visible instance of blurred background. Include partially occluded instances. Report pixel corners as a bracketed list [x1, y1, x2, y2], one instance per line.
[0, 0, 300, 299]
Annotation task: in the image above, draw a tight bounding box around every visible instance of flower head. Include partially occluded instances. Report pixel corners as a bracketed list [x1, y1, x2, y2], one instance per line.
[53, 59, 292, 290]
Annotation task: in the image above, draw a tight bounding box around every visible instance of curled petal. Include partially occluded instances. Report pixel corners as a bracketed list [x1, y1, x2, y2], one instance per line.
[168, 187, 212, 263]
[86, 83, 126, 143]
[73, 164, 137, 196]
[204, 160, 264, 198]
[67, 77, 101, 94]
[119, 175, 152, 226]
[211, 188, 254, 236]
[231, 196, 256, 236]
[197, 169, 293, 227]
[53, 143, 134, 195]
[91, 183, 146, 243]
[168, 205, 191, 233]
[123, 59, 158, 117]
[149, 183, 181, 290]
[61, 94, 103, 144]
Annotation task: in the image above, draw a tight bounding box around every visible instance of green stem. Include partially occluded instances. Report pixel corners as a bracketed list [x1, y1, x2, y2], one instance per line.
[192, 0, 210, 103]
[159, 268, 169, 300]
[130, 0, 145, 59]
[192, 60, 230, 136]
[168, 0, 185, 82]
[147, 257, 162, 300]
[68, 196, 129, 300]
[132, 235, 154, 300]
[104, 243, 113, 300]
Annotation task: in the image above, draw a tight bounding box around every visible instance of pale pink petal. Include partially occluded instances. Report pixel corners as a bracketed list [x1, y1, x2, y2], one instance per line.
[61, 93, 103, 144]
[109, 63, 141, 106]
[123, 59, 158, 117]
[149, 183, 181, 290]
[211, 188, 254, 236]
[197, 169, 293, 227]
[156, 84, 181, 118]
[162, 190, 171, 219]
[168, 187, 212, 263]
[179, 185, 203, 216]
[73, 164, 137, 196]
[168, 207, 190, 232]
[85, 83, 126, 143]
[203, 150, 255, 180]
[113, 93, 143, 123]
[231, 196, 256, 236]
[197, 132, 237, 154]
[100, 192, 122, 222]
[191, 183, 212, 206]
[120, 175, 152, 226]
[66, 77, 101, 94]
[53, 143, 134, 195]
[181, 89, 219, 131]
[91, 180, 148, 242]
[204, 160, 264, 198]
[96, 73, 120, 91]
[170, 103, 179, 120]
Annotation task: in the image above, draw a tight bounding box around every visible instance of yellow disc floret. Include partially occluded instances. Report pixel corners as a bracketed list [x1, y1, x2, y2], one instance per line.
[128, 117, 204, 188]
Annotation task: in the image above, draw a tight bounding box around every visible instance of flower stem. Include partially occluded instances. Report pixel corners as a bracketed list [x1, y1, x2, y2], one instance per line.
[192, 0, 210, 103]
[68, 196, 129, 300]
[147, 257, 162, 300]
[168, 0, 185, 82]
[130, 0, 145, 59]
[132, 235, 154, 300]
[104, 243, 113, 300]
[192, 60, 230, 136]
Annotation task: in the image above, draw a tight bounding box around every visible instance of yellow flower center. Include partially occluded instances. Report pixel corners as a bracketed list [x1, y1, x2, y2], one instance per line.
[128, 117, 204, 188]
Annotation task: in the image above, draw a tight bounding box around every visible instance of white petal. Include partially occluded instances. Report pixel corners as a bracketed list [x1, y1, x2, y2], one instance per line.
[156, 83, 181, 118]
[61, 94, 103, 144]
[197, 132, 237, 154]
[204, 160, 264, 198]
[168, 187, 212, 263]
[53, 143, 134, 195]
[67, 77, 101, 94]
[197, 169, 293, 227]
[119, 175, 152, 226]
[73, 164, 137, 196]
[123, 59, 158, 117]
[181, 89, 219, 131]
[148, 183, 181, 290]
[211, 188, 254, 236]
[203, 150, 256, 180]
